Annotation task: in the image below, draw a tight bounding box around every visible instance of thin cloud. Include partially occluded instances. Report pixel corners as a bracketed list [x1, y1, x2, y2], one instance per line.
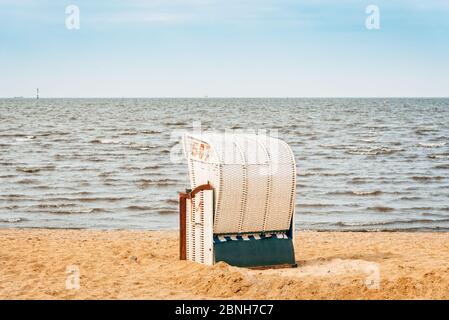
[91, 12, 190, 24]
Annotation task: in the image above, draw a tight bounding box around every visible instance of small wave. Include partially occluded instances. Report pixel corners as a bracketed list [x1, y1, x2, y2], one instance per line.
[127, 205, 152, 211]
[323, 155, 345, 160]
[126, 144, 159, 151]
[345, 146, 397, 156]
[0, 133, 31, 138]
[297, 172, 315, 177]
[90, 139, 121, 144]
[144, 165, 163, 170]
[36, 203, 82, 210]
[309, 167, 326, 171]
[77, 197, 127, 202]
[358, 138, 376, 143]
[141, 130, 161, 134]
[135, 178, 181, 189]
[90, 208, 105, 213]
[135, 179, 152, 189]
[421, 212, 449, 218]
[137, 147, 156, 151]
[71, 191, 93, 196]
[158, 178, 183, 184]
[429, 136, 448, 142]
[41, 196, 127, 203]
[165, 199, 178, 205]
[15, 165, 55, 173]
[1, 174, 17, 179]
[427, 153, 449, 159]
[36, 131, 70, 137]
[299, 203, 333, 208]
[136, 178, 180, 185]
[349, 178, 368, 185]
[418, 142, 446, 148]
[415, 128, 437, 135]
[2, 194, 26, 199]
[318, 144, 348, 150]
[158, 209, 176, 215]
[0, 218, 25, 223]
[46, 208, 106, 215]
[167, 121, 187, 126]
[120, 131, 138, 136]
[368, 206, 394, 212]
[331, 218, 449, 228]
[14, 135, 36, 142]
[434, 164, 449, 170]
[16, 167, 41, 173]
[36, 203, 78, 209]
[399, 196, 422, 201]
[32, 185, 51, 190]
[86, 158, 106, 162]
[16, 178, 39, 184]
[321, 172, 350, 177]
[407, 206, 433, 211]
[4, 205, 19, 210]
[289, 140, 305, 146]
[119, 165, 143, 171]
[99, 171, 114, 177]
[327, 190, 382, 196]
[353, 190, 382, 196]
[412, 176, 444, 182]
[0, 162, 18, 166]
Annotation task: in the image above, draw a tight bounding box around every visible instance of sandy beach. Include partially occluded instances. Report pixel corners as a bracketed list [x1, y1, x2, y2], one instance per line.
[0, 229, 448, 299]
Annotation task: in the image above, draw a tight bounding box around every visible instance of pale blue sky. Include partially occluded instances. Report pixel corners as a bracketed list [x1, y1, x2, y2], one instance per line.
[1, 0, 448, 97]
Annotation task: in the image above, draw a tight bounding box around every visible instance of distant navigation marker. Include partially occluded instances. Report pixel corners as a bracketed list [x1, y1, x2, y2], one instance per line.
[36, 88, 39, 99]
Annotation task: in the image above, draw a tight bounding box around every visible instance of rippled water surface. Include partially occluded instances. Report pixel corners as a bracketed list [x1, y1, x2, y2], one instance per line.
[1, 98, 448, 231]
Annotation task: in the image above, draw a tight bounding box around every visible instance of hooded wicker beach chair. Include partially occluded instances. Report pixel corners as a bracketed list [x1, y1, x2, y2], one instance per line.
[179, 132, 297, 268]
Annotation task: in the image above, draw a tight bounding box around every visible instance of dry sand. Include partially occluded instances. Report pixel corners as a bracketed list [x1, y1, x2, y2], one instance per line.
[0, 229, 448, 299]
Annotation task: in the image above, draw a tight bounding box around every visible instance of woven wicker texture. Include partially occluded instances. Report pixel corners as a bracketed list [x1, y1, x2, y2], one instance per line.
[186, 190, 214, 265]
[183, 133, 296, 234]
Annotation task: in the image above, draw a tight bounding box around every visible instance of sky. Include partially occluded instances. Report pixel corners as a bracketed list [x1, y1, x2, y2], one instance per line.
[1, 0, 449, 98]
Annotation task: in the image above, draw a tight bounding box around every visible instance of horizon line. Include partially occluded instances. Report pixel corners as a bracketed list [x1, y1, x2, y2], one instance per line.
[2, 96, 449, 99]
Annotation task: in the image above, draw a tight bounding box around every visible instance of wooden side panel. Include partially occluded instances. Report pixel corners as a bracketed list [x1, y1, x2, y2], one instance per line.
[179, 183, 213, 261]
[179, 193, 187, 260]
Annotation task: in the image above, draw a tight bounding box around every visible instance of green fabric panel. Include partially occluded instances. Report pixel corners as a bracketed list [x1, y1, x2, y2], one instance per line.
[214, 238, 296, 268]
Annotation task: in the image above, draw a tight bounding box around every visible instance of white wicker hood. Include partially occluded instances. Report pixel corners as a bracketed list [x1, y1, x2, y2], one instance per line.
[183, 132, 296, 235]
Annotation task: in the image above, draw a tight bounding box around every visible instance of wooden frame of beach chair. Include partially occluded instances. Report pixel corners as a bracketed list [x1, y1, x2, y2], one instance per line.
[180, 133, 297, 269]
